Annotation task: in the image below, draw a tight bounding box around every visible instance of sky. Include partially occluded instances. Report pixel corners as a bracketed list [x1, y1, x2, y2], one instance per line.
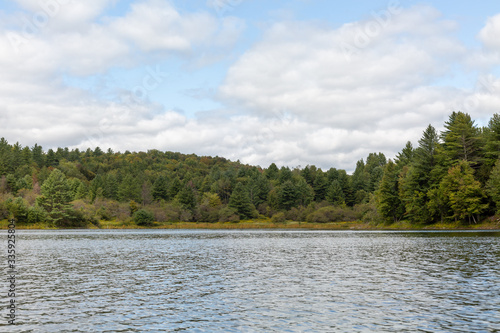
[1, 0, 500, 172]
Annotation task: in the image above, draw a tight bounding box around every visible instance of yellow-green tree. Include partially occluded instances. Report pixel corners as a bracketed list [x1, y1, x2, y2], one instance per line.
[438, 161, 487, 223]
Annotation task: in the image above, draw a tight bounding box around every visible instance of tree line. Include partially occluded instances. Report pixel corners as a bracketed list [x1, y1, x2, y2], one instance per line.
[1, 111, 499, 227]
[377, 111, 500, 225]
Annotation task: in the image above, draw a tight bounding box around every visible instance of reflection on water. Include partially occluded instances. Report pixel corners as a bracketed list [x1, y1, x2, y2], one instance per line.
[2, 230, 500, 332]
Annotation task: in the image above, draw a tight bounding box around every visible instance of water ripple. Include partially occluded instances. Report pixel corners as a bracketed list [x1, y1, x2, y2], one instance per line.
[1, 230, 499, 332]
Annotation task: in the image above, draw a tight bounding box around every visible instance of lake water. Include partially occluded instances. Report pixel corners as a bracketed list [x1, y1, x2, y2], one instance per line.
[2, 229, 500, 332]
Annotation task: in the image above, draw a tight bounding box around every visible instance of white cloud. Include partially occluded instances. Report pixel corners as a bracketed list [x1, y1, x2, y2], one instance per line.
[1, 3, 499, 172]
[215, 5, 494, 168]
[479, 13, 500, 51]
[111, 0, 217, 53]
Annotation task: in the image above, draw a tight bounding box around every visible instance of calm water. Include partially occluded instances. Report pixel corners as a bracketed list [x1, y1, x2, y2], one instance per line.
[2, 230, 500, 332]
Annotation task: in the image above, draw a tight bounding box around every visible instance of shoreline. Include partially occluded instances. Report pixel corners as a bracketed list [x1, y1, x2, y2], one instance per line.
[2, 219, 500, 231]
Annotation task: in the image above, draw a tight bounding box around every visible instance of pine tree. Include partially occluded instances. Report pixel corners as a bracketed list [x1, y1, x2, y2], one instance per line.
[441, 111, 480, 166]
[326, 180, 345, 205]
[278, 180, 298, 210]
[414, 124, 441, 185]
[176, 183, 197, 211]
[265, 163, 279, 180]
[376, 160, 405, 223]
[295, 178, 314, 206]
[37, 169, 73, 226]
[250, 174, 270, 207]
[395, 141, 414, 168]
[278, 166, 293, 184]
[152, 175, 169, 201]
[486, 159, 500, 213]
[313, 171, 328, 201]
[31, 143, 45, 168]
[228, 182, 255, 219]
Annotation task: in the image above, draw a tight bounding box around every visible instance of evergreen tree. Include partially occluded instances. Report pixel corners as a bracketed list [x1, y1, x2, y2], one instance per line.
[441, 111, 480, 166]
[228, 182, 256, 219]
[46, 148, 59, 167]
[278, 180, 298, 210]
[486, 159, 500, 213]
[295, 178, 315, 206]
[249, 174, 270, 207]
[313, 171, 328, 201]
[364, 153, 386, 192]
[21, 146, 33, 166]
[376, 160, 405, 223]
[176, 183, 197, 211]
[395, 141, 414, 168]
[326, 180, 345, 205]
[37, 169, 73, 226]
[152, 175, 169, 201]
[398, 165, 429, 223]
[352, 159, 368, 193]
[118, 174, 141, 202]
[301, 166, 314, 185]
[483, 114, 500, 164]
[31, 143, 45, 168]
[413, 124, 441, 185]
[168, 176, 182, 199]
[278, 166, 293, 184]
[0, 138, 11, 175]
[75, 182, 88, 200]
[104, 173, 119, 200]
[265, 163, 279, 180]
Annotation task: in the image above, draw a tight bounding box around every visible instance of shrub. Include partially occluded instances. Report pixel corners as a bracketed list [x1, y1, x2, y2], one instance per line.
[218, 206, 240, 222]
[7, 197, 29, 222]
[133, 209, 155, 226]
[271, 212, 286, 223]
[26, 205, 47, 224]
[97, 206, 112, 221]
[60, 208, 98, 228]
[306, 206, 355, 223]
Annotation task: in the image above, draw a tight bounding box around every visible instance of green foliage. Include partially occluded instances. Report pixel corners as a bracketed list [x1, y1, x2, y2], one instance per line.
[133, 209, 155, 226]
[486, 159, 500, 213]
[271, 212, 286, 223]
[152, 175, 169, 201]
[1, 111, 500, 228]
[176, 183, 197, 211]
[376, 160, 405, 223]
[439, 161, 488, 223]
[37, 169, 73, 226]
[441, 111, 480, 166]
[306, 206, 358, 223]
[278, 180, 298, 210]
[218, 206, 240, 222]
[229, 182, 256, 219]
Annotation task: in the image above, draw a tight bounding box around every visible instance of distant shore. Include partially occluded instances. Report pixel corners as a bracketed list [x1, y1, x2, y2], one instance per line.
[2, 219, 499, 230]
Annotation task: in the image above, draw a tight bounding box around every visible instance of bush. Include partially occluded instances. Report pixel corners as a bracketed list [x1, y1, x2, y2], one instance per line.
[133, 209, 155, 226]
[97, 206, 112, 221]
[7, 197, 29, 222]
[306, 206, 358, 223]
[271, 212, 286, 223]
[26, 205, 47, 224]
[218, 206, 240, 222]
[60, 208, 98, 228]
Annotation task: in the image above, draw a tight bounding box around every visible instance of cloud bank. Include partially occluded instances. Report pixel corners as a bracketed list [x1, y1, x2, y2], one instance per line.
[0, 1, 499, 172]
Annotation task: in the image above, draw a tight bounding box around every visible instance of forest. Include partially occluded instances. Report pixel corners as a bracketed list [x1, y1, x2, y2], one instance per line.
[1, 111, 500, 228]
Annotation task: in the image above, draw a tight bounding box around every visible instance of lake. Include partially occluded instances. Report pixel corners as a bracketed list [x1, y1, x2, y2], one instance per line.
[2, 229, 500, 332]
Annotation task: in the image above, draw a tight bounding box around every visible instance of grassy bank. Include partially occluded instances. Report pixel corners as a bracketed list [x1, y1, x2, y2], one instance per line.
[1, 218, 499, 230]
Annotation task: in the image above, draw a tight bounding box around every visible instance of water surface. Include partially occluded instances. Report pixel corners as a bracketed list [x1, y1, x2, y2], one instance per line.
[2, 230, 499, 332]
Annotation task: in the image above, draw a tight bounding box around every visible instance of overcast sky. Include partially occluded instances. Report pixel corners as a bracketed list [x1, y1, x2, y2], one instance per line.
[1, 0, 500, 172]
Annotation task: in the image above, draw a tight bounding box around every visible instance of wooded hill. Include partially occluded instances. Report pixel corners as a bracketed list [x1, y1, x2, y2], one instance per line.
[1, 111, 500, 227]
